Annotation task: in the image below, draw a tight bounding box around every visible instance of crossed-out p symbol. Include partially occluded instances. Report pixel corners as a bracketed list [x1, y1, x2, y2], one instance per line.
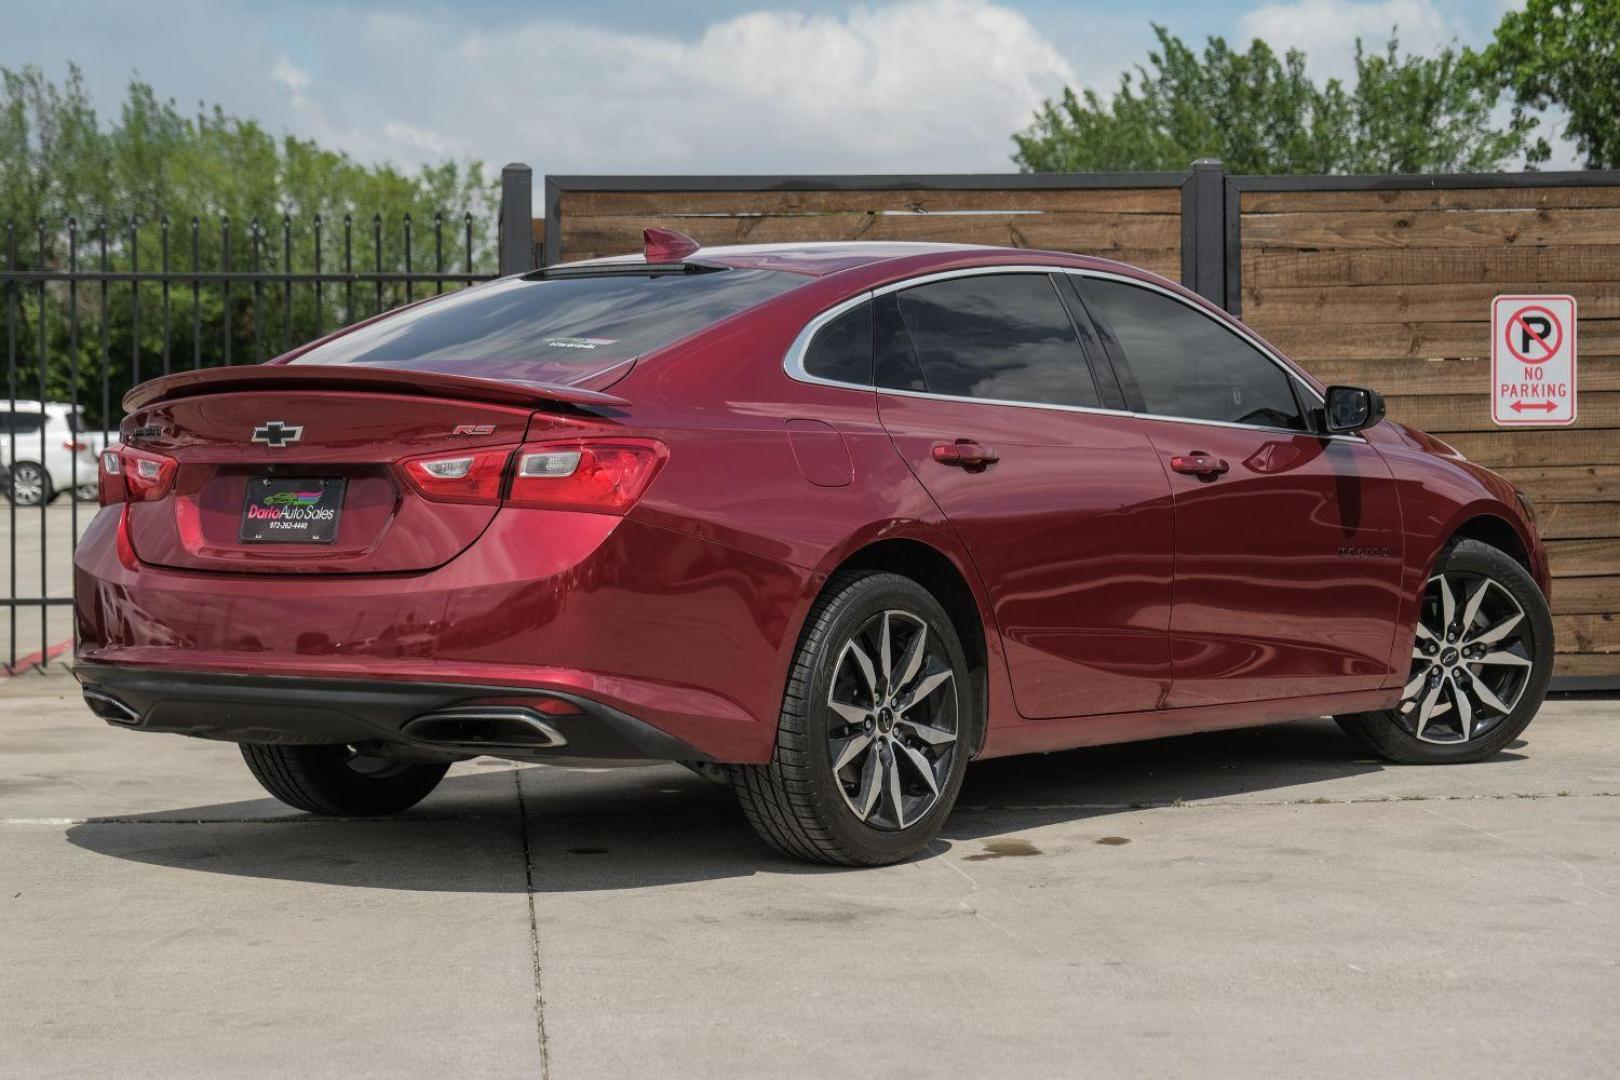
[1517, 314, 1553, 355]
[1505, 304, 1563, 365]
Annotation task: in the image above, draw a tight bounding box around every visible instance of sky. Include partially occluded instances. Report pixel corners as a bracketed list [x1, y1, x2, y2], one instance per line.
[4, 0, 1548, 177]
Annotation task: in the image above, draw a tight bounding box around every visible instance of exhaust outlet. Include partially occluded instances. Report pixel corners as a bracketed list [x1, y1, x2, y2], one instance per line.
[83, 689, 142, 725]
[401, 707, 569, 750]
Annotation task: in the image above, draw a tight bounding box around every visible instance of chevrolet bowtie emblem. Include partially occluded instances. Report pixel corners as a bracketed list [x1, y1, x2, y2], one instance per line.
[251, 421, 304, 447]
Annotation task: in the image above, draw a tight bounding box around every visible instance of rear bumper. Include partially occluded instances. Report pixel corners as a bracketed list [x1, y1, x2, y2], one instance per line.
[74, 505, 817, 763]
[74, 662, 714, 762]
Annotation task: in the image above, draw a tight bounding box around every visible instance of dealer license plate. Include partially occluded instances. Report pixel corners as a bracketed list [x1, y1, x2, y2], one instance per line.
[240, 477, 345, 544]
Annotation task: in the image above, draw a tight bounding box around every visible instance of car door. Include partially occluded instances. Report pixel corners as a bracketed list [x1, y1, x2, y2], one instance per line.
[1076, 273, 1405, 707]
[870, 270, 1175, 718]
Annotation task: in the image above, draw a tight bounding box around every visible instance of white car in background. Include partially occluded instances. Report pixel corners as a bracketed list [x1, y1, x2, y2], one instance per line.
[2, 402, 106, 506]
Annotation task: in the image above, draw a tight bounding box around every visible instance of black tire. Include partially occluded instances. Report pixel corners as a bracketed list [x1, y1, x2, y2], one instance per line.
[1333, 713, 1387, 758]
[731, 571, 976, 866]
[8, 462, 50, 507]
[240, 743, 450, 815]
[1335, 538, 1553, 764]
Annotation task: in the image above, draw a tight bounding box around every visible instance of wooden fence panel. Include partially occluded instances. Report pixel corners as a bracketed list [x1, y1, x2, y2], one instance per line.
[553, 185, 1184, 279]
[1240, 184, 1620, 680]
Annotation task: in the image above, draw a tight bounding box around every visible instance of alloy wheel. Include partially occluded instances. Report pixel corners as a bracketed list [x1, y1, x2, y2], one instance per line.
[1399, 572, 1534, 745]
[9, 463, 45, 506]
[826, 609, 958, 830]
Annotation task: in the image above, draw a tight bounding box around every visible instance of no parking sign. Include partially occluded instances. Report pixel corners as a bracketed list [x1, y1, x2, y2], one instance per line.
[1492, 294, 1577, 426]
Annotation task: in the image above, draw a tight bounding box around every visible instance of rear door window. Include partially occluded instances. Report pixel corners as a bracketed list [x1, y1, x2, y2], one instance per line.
[883, 273, 1101, 409]
[291, 268, 807, 385]
[1081, 278, 1308, 431]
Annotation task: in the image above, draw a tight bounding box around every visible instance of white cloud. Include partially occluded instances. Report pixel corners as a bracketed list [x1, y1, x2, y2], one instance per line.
[381, 122, 456, 159]
[256, 0, 1075, 176]
[268, 52, 458, 165]
[1238, 0, 1457, 80]
[269, 56, 310, 100]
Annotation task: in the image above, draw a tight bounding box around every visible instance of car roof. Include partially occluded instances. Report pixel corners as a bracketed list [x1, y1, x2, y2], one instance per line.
[568, 241, 1156, 280]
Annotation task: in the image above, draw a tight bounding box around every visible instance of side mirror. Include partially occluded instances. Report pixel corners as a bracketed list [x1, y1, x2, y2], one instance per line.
[1322, 385, 1386, 434]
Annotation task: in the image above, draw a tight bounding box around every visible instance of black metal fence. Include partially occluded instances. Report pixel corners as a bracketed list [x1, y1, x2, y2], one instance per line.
[0, 164, 541, 673]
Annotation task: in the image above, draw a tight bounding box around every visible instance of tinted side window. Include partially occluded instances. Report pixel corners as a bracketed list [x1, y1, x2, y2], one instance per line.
[803, 301, 873, 385]
[0, 412, 45, 435]
[1083, 279, 1306, 430]
[874, 293, 926, 392]
[892, 274, 1100, 408]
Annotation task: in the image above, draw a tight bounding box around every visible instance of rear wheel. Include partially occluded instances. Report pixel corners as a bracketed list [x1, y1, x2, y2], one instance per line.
[8, 462, 50, 507]
[240, 743, 449, 815]
[731, 571, 973, 866]
[1336, 538, 1552, 764]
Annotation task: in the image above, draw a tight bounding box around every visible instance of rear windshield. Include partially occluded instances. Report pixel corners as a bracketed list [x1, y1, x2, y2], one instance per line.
[288, 268, 806, 383]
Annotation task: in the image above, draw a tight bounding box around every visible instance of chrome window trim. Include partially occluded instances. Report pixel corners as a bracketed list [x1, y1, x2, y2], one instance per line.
[781, 263, 1367, 442]
[872, 385, 1138, 420]
[784, 290, 879, 392]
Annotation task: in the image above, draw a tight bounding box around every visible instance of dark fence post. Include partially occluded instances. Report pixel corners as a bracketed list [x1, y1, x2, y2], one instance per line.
[1180, 158, 1226, 310]
[1222, 171, 1243, 317]
[543, 176, 561, 268]
[498, 163, 534, 276]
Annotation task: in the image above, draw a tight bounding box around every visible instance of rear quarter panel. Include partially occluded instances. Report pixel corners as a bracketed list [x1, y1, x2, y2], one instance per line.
[613, 281, 1018, 757]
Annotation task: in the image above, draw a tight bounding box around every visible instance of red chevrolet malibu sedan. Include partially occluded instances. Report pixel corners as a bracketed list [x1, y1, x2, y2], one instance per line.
[74, 233, 1553, 865]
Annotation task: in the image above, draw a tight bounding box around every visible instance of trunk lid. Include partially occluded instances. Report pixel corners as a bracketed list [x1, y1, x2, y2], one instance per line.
[119, 368, 611, 574]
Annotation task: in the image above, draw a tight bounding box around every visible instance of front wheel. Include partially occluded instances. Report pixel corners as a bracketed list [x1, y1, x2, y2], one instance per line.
[241, 743, 450, 815]
[731, 571, 975, 866]
[1336, 538, 1553, 764]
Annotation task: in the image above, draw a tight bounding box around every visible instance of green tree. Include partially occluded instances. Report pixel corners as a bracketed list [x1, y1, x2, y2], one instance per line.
[1013, 26, 1532, 174]
[0, 65, 497, 426]
[1477, 0, 1620, 169]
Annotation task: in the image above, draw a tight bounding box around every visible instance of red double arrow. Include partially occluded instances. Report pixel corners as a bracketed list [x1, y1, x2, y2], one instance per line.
[1510, 401, 1558, 413]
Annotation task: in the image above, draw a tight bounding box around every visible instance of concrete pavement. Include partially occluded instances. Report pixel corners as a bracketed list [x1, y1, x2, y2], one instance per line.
[2, 668, 1616, 1079]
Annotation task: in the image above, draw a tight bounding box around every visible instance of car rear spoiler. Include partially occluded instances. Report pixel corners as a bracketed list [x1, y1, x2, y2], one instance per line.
[122, 364, 631, 414]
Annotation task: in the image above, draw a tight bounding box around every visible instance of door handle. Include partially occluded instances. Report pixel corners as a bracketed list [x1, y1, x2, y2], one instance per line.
[1170, 452, 1229, 478]
[932, 441, 1000, 469]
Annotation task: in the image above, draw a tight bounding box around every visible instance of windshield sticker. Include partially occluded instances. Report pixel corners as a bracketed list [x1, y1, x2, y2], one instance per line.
[543, 337, 617, 350]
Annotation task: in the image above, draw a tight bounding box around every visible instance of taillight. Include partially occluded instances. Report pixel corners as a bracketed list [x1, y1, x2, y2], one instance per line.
[99, 445, 177, 504]
[394, 438, 665, 513]
[506, 439, 667, 515]
[121, 447, 179, 503]
[98, 445, 126, 506]
[63, 439, 89, 453]
[400, 448, 512, 504]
